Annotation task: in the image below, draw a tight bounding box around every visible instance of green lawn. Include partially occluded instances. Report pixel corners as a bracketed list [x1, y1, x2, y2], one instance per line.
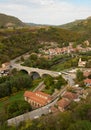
[0, 91, 25, 112]
[51, 61, 72, 71]
[0, 78, 42, 112]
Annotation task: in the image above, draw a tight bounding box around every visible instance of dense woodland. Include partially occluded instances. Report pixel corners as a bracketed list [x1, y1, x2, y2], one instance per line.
[0, 73, 32, 98]
[0, 27, 85, 64]
[0, 15, 91, 65]
[61, 17, 91, 44]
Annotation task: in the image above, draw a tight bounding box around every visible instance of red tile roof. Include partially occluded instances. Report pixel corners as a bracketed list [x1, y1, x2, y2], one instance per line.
[84, 78, 91, 84]
[63, 92, 78, 100]
[24, 91, 52, 106]
[84, 72, 91, 77]
[57, 98, 70, 108]
[36, 91, 51, 98]
[50, 106, 59, 113]
[24, 91, 34, 98]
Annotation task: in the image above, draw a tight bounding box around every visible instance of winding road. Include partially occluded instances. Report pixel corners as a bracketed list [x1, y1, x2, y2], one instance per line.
[7, 54, 75, 126]
[7, 85, 68, 126]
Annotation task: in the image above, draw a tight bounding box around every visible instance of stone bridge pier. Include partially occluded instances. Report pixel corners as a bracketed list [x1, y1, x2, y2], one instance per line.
[12, 64, 61, 78]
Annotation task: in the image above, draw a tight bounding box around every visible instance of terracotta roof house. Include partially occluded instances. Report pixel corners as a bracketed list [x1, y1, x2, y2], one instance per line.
[24, 91, 52, 108]
[71, 86, 83, 95]
[84, 78, 91, 87]
[50, 106, 59, 113]
[71, 87, 88, 99]
[62, 92, 78, 101]
[57, 98, 70, 112]
[83, 71, 91, 77]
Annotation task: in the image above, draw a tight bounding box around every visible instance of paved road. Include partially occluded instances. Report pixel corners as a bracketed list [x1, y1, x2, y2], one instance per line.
[7, 85, 67, 126]
[10, 52, 75, 86]
[33, 81, 45, 92]
[10, 52, 30, 65]
[62, 74, 75, 86]
[7, 54, 76, 126]
[7, 97, 59, 126]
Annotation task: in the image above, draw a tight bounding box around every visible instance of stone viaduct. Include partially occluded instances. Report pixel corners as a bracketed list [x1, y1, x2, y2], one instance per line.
[12, 64, 61, 78]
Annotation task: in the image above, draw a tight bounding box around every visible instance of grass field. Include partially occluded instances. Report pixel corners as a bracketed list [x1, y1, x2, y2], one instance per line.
[51, 61, 72, 71]
[0, 78, 42, 112]
[0, 91, 25, 112]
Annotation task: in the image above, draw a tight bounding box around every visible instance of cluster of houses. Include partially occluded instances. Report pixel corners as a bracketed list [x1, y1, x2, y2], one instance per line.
[41, 46, 76, 56]
[50, 86, 88, 112]
[84, 78, 91, 87]
[24, 83, 89, 113]
[83, 70, 91, 87]
[40, 42, 91, 57]
[24, 68, 91, 113]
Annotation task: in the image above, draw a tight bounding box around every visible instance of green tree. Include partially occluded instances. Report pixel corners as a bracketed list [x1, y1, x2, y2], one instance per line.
[55, 80, 62, 89]
[55, 75, 67, 89]
[74, 103, 91, 120]
[76, 69, 84, 82]
[30, 54, 38, 60]
[44, 75, 54, 88]
[68, 120, 91, 130]
[58, 111, 73, 130]
[6, 100, 32, 118]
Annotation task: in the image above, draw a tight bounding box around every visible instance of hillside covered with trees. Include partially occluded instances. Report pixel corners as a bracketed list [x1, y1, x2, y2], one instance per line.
[60, 16, 91, 32]
[0, 27, 84, 64]
[60, 17, 91, 42]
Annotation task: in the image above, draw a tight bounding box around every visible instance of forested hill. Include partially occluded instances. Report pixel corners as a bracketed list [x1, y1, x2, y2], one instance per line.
[0, 13, 25, 28]
[60, 16, 91, 33]
[60, 20, 83, 30]
[60, 16, 91, 42]
[0, 27, 84, 64]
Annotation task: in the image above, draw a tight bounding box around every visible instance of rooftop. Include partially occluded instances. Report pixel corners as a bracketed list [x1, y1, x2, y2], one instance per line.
[84, 71, 91, 77]
[24, 91, 52, 106]
[62, 92, 78, 100]
[57, 98, 70, 108]
[84, 78, 91, 84]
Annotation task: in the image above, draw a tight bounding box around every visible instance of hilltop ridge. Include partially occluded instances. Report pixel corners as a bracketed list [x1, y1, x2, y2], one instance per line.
[60, 16, 91, 32]
[0, 13, 25, 28]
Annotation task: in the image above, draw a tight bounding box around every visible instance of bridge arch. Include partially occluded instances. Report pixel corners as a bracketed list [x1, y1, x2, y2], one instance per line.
[19, 69, 28, 74]
[42, 73, 52, 78]
[30, 71, 40, 80]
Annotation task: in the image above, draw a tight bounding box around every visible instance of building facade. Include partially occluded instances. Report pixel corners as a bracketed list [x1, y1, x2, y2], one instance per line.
[24, 91, 52, 108]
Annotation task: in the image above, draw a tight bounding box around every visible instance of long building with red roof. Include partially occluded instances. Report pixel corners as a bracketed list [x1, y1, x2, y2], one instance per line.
[24, 91, 52, 108]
